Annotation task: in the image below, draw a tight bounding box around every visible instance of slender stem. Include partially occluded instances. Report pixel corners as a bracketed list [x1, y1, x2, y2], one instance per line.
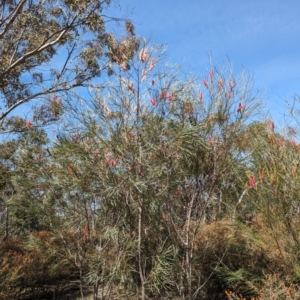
[4, 207, 8, 240]
[138, 205, 145, 300]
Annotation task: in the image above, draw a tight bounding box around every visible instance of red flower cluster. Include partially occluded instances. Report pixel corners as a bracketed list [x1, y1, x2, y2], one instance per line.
[198, 91, 203, 102]
[218, 79, 224, 88]
[209, 69, 214, 81]
[36, 153, 42, 162]
[279, 138, 284, 147]
[105, 153, 118, 168]
[270, 120, 275, 132]
[249, 176, 256, 188]
[160, 91, 167, 100]
[139, 48, 148, 62]
[150, 98, 157, 106]
[168, 93, 175, 102]
[237, 103, 243, 113]
[26, 121, 32, 129]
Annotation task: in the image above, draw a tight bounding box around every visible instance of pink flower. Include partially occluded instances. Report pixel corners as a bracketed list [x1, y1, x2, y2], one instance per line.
[237, 103, 243, 113]
[148, 59, 155, 71]
[105, 153, 118, 168]
[218, 79, 224, 88]
[269, 137, 276, 146]
[160, 91, 167, 100]
[36, 153, 42, 162]
[119, 61, 127, 71]
[108, 158, 117, 167]
[229, 80, 233, 89]
[279, 138, 284, 147]
[168, 93, 175, 102]
[141, 69, 147, 82]
[26, 121, 32, 129]
[249, 176, 256, 188]
[174, 190, 180, 196]
[203, 79, 208, 87]
[150, 98, 157, 106]
[128, 81, 135, 93]
[290, 139, 297, 148]
[139, 48, 148, 62]
[209, 69, 214, 81]
[270, 120, 275, 132]
[198, 91, 203, 102]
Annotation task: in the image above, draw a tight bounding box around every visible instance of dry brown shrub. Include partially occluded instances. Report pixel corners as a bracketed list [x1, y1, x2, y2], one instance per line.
[180, 215, 298, 298]
[0, 235, 76, 299]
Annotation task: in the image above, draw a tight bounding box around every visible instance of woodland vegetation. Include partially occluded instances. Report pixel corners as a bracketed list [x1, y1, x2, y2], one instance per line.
[1, 1, 300, 299]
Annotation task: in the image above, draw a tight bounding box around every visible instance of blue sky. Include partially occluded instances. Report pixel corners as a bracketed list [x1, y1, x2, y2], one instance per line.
[108, 0, 300, 121]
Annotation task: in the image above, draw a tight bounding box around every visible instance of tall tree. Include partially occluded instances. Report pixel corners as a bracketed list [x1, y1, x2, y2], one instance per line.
[0, 0, 139, 130]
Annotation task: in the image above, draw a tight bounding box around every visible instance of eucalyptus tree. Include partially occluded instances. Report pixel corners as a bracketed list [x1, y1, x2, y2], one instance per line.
[0, 0, 139, 131]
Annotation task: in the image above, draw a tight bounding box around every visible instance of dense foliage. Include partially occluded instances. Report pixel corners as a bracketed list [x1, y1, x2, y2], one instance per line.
[1, 2, 300, 300]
